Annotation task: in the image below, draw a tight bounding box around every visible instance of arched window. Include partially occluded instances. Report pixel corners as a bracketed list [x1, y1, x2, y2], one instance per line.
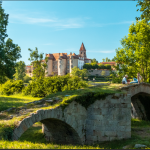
[81, 52, 82, 54]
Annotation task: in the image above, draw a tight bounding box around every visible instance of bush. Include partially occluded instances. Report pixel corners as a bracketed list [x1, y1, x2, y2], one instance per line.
[110, 72, 122, 83]
[23, 75, 32, 83]
[1, 80, 24, 95]
[23, 74, 88, 97]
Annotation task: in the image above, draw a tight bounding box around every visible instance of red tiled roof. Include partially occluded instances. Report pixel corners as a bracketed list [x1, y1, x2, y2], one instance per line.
[79, 43, 86, 51]
[26, 66, 31, 68]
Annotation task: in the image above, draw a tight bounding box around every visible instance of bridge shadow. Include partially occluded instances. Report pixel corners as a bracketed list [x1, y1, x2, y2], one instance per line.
[131, 92, 150, 121]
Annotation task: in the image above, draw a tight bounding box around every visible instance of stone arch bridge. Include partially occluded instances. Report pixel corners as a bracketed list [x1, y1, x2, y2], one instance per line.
[12, 83, 150, 145]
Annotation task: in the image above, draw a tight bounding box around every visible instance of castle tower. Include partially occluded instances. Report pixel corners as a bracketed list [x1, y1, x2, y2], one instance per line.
[79, 43, 87, 58]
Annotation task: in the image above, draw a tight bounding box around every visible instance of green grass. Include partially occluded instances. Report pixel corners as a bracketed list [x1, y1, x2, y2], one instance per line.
[0, 93, 42, 112]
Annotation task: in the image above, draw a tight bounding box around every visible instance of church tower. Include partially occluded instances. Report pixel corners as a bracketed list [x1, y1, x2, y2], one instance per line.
[79, 43, 87, 58]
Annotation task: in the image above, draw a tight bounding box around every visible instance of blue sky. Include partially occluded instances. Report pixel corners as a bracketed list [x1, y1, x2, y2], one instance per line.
[2, 1, 141, 65]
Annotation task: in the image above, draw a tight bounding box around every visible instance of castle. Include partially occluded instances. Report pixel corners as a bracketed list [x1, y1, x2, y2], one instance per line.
[26, 43, 91, 77]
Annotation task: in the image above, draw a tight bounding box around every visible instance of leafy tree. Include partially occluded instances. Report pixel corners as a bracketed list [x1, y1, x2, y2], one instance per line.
[91, 58, 98, 63]
[0, 2, 21, 84]
[23, 75, 32, 83]
[102, 58, 105, 62]
[71, 66, 89, 79]
[13, 61, 26, 80]
[136, 0, 150, 22]
[28, 47, 48, 80]
[113, 20, 150, 83]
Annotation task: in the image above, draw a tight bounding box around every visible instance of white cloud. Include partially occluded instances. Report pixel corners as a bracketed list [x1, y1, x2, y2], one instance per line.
[9, 12, 84, 30]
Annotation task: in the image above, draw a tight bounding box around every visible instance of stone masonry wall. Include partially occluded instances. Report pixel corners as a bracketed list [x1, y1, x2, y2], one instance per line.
[88, 70, 116, 77]
[42, 93, 131, 145]
[12, 93, 131, 145]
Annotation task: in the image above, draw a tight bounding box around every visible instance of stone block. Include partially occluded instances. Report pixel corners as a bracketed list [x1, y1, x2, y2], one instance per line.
[104, 131, 117, 137]
[23, 117, 31, 128]
[94, 125, 105, 131]
[47, 109, 53, 118]
[13, 126, 23, 138]
[98, 136, 109, 142]
[111, 99, 120, 104]
[12, 133, 19, 141]
[86, 120, 94, 126]
[34, 113, 40, 122]
[31, 113, 36, 124]
[19, 121, 28, 132]
[93, 130, 105, 137]
[102, 108, 109, 115]
[86, 129, 93, 136]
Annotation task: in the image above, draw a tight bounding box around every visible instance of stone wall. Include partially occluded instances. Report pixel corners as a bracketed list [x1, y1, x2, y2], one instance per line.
[88, 70, 116, 77]
[12, 93, 131, 145]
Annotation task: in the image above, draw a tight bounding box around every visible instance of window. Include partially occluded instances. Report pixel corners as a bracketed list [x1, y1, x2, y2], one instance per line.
[53, 66, 54, 69]
[71, 60, 73, 63]
[81, 52, 82, 54]
[71, 65, 73, 68]
[67, 65, 69, 69]
[68, 60, 69, 63]
[84, 52, 85, 54]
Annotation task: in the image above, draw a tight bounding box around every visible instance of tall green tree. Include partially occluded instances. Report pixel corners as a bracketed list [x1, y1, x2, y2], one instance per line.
[71, 66, 89, 79]
[136, 0, 150, 22]
[0, 2, 21, 83]
[13, 61, 26, 80]
[102, 58, 105, 62]
[28, 47, 48, 80]
[91, 58, 98, 63]
[114, 20, 150, 82]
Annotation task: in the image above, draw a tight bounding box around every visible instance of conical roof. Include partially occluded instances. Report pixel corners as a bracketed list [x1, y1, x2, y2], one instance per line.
[79, 43, 86, 51]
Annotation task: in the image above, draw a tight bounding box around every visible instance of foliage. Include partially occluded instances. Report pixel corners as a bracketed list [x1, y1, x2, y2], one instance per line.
[0, 3, 21, 84]
[1, 80, 24, 95]
[71, 66, 90, 79]
[23, 75, 32, 83]
[91, 58, 98, 63]
[13, 61, 26, 81]
[28, 47, 48, 80]
[136, 0, 150, 22]
[102, 57, 115, 62]
[110, 70, 122, 83]
[83, 63, 111, 70]
[113, 20, 150, 83]
[23, 74, 88, 97]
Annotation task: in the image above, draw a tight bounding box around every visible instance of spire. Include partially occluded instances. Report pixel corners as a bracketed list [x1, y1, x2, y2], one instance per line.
[79, 42, 86, 51]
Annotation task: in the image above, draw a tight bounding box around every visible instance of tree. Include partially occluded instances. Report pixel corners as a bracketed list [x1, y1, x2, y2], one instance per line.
[71, 66, 89, 79]
[23, 75, 31, 83]
[91, 58, 98, 63]
[102, 58, 105, 62]
[28, 47, 48, 80]
[13, 61, 26, 80]
[0, 2, 21, 84]
[136, 0, 150, 22]
[113, 20, 150, 83]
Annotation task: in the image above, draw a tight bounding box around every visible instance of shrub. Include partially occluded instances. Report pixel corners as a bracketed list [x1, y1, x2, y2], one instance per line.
[23, 75, 32, 83]
[23, 74, 88, 97]
[1, 80, 24, 95]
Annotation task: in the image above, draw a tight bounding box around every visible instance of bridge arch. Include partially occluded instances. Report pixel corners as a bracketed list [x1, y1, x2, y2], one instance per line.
[121, 83, 150, 120]
[12, 101, 87, 145]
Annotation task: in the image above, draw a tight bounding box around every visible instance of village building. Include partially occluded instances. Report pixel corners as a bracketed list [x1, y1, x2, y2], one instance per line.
[26, 43, 91, 76]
